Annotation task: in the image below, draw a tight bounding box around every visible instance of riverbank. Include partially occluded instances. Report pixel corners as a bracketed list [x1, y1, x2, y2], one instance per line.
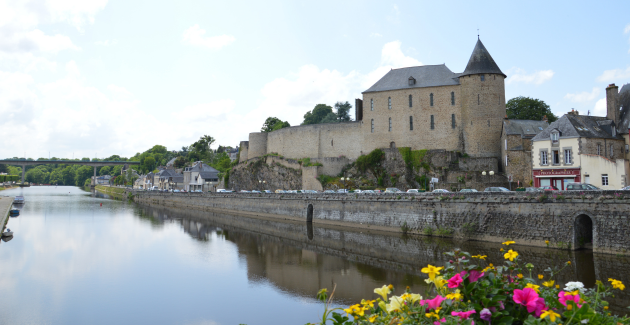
[94, 186, 127, 200]
[0, 196, 14, 232]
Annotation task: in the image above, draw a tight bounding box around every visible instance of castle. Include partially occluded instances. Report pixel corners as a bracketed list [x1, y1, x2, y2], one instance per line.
[239, 39, 507, 178]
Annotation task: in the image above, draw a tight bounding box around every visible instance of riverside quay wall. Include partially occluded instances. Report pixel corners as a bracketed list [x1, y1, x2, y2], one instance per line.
[129, 190, 630, 255]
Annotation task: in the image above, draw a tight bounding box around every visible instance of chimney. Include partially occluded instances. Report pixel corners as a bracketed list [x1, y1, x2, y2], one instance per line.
[542, 115, 548, 123]
[606, 83, 619, 123]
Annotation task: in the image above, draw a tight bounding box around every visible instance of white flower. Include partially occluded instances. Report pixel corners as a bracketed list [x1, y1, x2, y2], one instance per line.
[581, 319, 589, 324]
[564, 281, 586, 293]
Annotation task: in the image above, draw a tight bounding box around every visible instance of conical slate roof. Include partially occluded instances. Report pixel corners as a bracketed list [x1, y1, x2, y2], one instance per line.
[460, 39, 505, 77]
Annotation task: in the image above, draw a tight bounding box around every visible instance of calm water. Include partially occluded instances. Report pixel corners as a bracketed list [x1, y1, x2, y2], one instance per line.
[1, 186, 629, 324]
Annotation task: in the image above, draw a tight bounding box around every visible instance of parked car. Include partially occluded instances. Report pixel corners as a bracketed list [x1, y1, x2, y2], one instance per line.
[565, 183, 600, 191]
[251, 190, 261, 193]
[324, 190, 336, 193]
[432, 189, 450, 193]
[275, 189, 284, 193]
[373, 189, 383, 193]
[459, 189, 478, 193]
[525, 187, 542, 192]
[385, 188, 401, 193]
[263, 190, 272, 193]
[363, 190, 376, 194]
[622, 186, 630, 191]
[217, 189, 227, 193]
[352, 189, 363, 193]
[539, 186, 559, 191]
[337, 189, 349, 193]
[484, 187, 510, 192]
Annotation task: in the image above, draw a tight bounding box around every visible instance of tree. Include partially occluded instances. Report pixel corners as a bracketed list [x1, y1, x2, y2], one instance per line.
[506, 96, 558, 122]
[143, 156, 155, 172]
[0, 164, 8, 174]
[261, 117, 291, 132]
[174, 156, 187, 168]
[49, 170, 63, 185]
[189, 135, 215, 162]
[334, 101, 352, 122]
[320, 112, 339, 124]
[111, 165, 123, 176]
[99, 166, 112, 176]
[74, 165, 93, 186]
[61, 166, 74, 185]
[302, 104, 333, 125]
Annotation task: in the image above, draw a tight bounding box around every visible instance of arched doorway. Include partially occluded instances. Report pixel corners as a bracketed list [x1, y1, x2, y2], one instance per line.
[390, 142, 396, 149]
[574, 214, 593, 249]
[307, 204, 313, 223]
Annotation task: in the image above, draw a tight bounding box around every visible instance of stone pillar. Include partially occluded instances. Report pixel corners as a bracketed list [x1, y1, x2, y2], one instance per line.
[21, 164, 25, 183]
[93, 166, 97, 185]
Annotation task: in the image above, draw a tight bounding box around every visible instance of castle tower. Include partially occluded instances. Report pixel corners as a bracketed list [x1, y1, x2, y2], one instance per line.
[459, 39, 506, 158]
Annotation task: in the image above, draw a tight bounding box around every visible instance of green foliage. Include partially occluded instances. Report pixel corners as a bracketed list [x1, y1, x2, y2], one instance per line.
[0, 164, 7, 174]
[334, 101, 352, 122]
[462, 222, 477, 235]
[377, 176, 384, 187]
[302, 104, 333, 125]
[356, 149, 385, 175]
[99, 166, 111, 176]
[74, 165, 93, 187]
[299, 157, 323, 167]
[174, 156, 187, 168]
[213, 152, 232, 173]
[398, 148, 428, 172]
[317, 174, 335, 187]
[261, 117, 290, 132]
[507, 96, 558, 122]
[224, 169, 230, 185]
[436, 227, 453, 236]
[423, 226, 434, 236]
[320, 112, 339, 124]
[400, 221, 410, 234]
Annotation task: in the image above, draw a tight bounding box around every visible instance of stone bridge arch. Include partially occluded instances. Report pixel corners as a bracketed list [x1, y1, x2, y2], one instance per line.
[306, 203, 314, 223]
[572, 211, 595, 250]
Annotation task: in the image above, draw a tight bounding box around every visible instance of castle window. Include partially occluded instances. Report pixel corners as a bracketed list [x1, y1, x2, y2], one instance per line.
[410, 116, 413, 130]
[551, 131, 559, 144]
[408, 76, 416, 86]
[430, 93, 434, 106]
[451, 92, 455, 105]
[371, 119, 374, 133]
[409, 95, 412, 107]
[370, 99, 373, 111]
[478, 94, 480, 105]
[430, 115, 434, 129]
[610, 145, 614, 158]
[388, 97, 392, 110]
[451, 114, 455, 128]
[597, 144, 601, 156]
[480, 75, 485, 81]
[388, 117, 392, 132]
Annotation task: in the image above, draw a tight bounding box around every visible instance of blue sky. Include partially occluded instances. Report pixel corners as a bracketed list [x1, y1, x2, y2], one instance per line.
[2, 0, 630, 159]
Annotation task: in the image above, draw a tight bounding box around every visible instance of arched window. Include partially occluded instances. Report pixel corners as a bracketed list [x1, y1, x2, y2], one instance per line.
[371, 119, 374, 133]
[409, 95, 412, 107]
[388, 97, 392, 110]
[409, 116, 413, 130]
[430, 93, 434, 106]
[430, 115, 434, 129]
[451, 92, 455, 105]
[388, 117, 392, 131]
[451, 114, 455, 128]
[370, 99, 374, 111]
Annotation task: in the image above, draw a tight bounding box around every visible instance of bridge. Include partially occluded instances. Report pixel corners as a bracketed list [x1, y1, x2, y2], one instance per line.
[1, 159, 140, 184]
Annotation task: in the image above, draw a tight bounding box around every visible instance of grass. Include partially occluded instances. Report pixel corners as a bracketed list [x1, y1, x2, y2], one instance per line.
[95, 185, 128, 199]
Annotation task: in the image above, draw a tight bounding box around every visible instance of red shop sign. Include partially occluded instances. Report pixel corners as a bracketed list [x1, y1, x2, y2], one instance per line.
[533, 169, 580, 177]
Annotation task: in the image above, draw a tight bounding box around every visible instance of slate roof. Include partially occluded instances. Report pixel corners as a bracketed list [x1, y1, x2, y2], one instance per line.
[362, 64, 461, 93]
[616, 83, 630, 134]
[199, 171, 219, 180]
[189, 162, 218, 173]
[531, 114, 622, 142]
[503, 119, 549, 138]
[460, 39, 506, 77]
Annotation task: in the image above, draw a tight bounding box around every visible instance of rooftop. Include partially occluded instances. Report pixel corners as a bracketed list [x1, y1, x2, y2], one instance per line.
[362, 64, 461, 93]
[532, 114, 622, 141]
[503, 119, 549, 138]
[460, 39, 506, 77]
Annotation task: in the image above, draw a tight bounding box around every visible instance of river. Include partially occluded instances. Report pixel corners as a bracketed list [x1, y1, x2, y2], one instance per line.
[0, 186, 628, 324]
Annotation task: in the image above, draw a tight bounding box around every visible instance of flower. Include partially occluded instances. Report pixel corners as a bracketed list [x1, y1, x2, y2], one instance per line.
[480, 308, 492, 321]
[446, 291, 463, 301]
[567, 261, 571, 265]
[434, 277, 448, 289]
[558, 291, 582, 308]
[386, 296, 404, 312]
[556, 285, 560, 289]
[448, 273, 464, 288]
[433, 319, 446, 325]
[538, 274, 544, 280]
[545, 240, 550, 245]
[504, 249, 519, 261]
[513, 287, 541, 312]
[421, 265, 444, 280]
[368, 315, 377, 323]
[609, 278, 626, 290]
[452, 310, 476, 320]
[564, 281, 585, 293]
[472, 254, 487, 260]
[425, 312, 439, 319]
[540, 309, 561, 322]
[374, 285, 391, 301]
[503, 240, 516, 245]
[469, 270, 485, 282]
[543, 280, 555, 287]
[343, 304, 368, 316]
[525, 283, 541, 293]
[421, 295, 446, 310]
[500, 248, 504, 252]
[517, 274, 524, 279]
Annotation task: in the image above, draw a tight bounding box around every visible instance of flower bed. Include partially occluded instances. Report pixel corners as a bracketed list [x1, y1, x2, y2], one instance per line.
[313, 241, 627, 324]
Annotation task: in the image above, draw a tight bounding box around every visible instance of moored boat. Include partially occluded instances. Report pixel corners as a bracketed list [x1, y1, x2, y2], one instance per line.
[14, 196, 25, 204]
[2, 229, 13, 237]
[9, 209, 19, 216]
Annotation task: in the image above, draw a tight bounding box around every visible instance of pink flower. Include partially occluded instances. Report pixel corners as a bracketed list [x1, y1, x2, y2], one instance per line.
[513, 288, 540, 312]
[421, 295, 446, 309]
[452, 310, 476, 320]
[448, 273, 464, 288]
[469, 270, 485, 282]
[531, 297, 547, 316]
[433, 318, 446, 325]
[558, 291, 582, 308]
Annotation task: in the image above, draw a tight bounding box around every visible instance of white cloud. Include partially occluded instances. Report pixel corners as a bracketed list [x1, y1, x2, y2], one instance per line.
[381, 41, 422, 67]
[625, 24, 630, 34]
[182, 25, 235, 50]
[594, 98, 607, 116]
[565, 87, 601, 103]
[506, 68, 554, 85]
[0, 29, 80, 54]
[45, 0, 109, 31]
[596, 67, 630, 82]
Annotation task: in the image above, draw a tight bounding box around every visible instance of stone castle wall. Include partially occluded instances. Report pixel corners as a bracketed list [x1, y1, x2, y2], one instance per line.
[239, 141, 249, 163]
[248, 132, 268, 160]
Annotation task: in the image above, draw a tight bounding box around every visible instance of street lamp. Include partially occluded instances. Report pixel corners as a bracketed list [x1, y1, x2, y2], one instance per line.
[340, 177, 350, 191]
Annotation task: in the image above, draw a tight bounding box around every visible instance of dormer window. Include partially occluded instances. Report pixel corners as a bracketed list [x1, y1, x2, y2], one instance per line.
[551, 131, 559, 143]
[408, 76, 416, 86]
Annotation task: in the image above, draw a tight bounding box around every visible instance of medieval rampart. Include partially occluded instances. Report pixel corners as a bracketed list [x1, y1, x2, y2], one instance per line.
[131, 190, 630, 255]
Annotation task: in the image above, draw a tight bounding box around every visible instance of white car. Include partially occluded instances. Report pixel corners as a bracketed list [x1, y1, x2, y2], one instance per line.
[385, 188, 401, 193]
[251, 190, 261, 193]
[217, 189, 227, 193]
[363, 190, 376, 194]
[433, 189, 450, 193]
[406, 189, 420, 193]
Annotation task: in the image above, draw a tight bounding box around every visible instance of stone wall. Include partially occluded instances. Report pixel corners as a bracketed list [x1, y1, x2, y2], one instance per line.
[310, 156, 352, 177]
[239, 141, 249, 163]
[302, 166, 322, 191]
[579, 137, 626, 160]
[248, 132, 268, 160]
[131, 190, 630, 255]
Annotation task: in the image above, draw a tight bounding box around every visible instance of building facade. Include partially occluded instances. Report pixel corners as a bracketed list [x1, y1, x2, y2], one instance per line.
[500, 119, 549, 186]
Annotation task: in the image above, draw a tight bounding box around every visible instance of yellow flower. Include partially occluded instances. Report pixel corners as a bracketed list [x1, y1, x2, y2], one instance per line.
[472, 254, 487, 260]
[344, 304, 362, 315]
[567, 261, 571, 265]
[368, 315, 378, 323]
[500, 248, 504, 252]
[408, 293, 422, 303]
[374, 285, 391, 301]
[388, 284, 394, 290]
[446, 291, 463, 301]
[542, 280, 555, 288]
[566, 304, 572, 311]
[565, 290, 579, 296]
[425, 312, 440, 319]
[604, 306, 609, 310]
[386, 296, 405, 313]
[540, 310, 561, 322]
[517, 274, 524, 279]
[482, 264, 495, 273]
[361, 299, 375, 306]
[609, 278, 625, 290]
[504, 249, 519, 261]
[545, 240, 550, 245]
[538, 274, 544, 280]
[502, 240, 516, 245]
[434, 276, 448, 289]
[556, 285, 560, 289]
[525, 283, 540, 293]
[421, 265, 444, 280]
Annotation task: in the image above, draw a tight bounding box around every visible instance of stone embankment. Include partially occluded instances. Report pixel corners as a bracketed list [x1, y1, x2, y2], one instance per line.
[0, 195, 14, 231]
[127, 190, 630, 255]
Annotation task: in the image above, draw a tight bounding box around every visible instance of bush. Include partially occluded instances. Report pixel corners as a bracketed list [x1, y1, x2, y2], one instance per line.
[313, 244, 629, 325]
[356, 149, 385, 174]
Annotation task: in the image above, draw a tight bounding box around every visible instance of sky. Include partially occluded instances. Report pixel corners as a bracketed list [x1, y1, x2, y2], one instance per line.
[1, 0, 630, 159]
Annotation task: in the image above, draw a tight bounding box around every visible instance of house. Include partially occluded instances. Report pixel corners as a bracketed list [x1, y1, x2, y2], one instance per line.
[158, 170, 184, 190]
[183, 162, 220, 191]
[226, 148, 239, 162]
[500, 118, 549, 186]
[531, 110, 628, 190]
[91, 175, 112, 185]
